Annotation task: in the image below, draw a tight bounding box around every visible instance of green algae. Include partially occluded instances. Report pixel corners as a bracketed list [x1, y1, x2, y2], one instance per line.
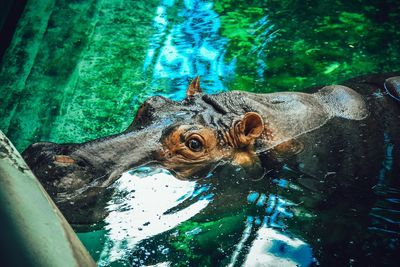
[169, 215, 246, 265]
[0, 0, 159, 151]
[217, 0, 400, 92]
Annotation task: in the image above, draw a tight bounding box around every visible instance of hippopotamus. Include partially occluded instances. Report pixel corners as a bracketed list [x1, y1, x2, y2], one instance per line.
[22, 73, 400, 224]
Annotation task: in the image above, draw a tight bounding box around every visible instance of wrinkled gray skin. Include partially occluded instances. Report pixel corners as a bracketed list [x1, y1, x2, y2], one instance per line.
[23, 73, 400, 224]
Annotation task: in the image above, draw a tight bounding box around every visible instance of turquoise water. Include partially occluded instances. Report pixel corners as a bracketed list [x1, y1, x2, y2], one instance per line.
[1, 0, 400, 266]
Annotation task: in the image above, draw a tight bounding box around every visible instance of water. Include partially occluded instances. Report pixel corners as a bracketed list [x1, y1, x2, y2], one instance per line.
[1, 0, 400, 266]
[143, 0, 235, 98]
[78, 122, 400, 266]
[81, 165, 317, 266]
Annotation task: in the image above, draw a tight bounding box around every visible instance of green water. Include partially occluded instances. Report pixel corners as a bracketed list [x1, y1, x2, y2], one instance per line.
[1, 0, 400, 266]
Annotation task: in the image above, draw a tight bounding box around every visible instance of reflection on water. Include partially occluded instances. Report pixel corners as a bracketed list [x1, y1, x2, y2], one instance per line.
[243, 227, 313, 267]
[247, 15, 278, 83]
[369, 133, 400, 236]
[98, 167, 210, 266]
[97, 165, 316, 266]
[143, 0, 235, 99]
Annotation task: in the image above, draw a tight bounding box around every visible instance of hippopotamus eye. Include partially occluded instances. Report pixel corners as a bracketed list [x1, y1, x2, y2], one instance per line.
[186, 137, 203, 152]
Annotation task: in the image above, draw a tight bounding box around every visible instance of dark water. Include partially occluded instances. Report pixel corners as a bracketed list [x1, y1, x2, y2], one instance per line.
[1, 0, 400, 266]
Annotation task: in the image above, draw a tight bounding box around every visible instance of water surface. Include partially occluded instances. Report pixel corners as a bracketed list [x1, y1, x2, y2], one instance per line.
[1, 0, 400, 266]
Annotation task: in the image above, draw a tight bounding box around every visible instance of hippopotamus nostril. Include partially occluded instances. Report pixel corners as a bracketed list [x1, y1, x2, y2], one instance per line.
[23, 142, 59, 166]
[54, 155, 75, 165]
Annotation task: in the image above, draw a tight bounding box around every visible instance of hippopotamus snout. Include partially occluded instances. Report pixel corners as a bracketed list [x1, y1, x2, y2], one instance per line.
[22, 122, 169, 224]
[22, 142, 111, 223]
[23, 142, 100, 195]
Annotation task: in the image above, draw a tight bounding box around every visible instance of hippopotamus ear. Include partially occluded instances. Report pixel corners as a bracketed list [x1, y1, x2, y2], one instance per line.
[236, 112, 264, 147]
[186, 76, 202, 97]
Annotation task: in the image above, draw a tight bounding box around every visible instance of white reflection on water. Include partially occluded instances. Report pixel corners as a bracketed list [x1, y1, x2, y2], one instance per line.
[98, 167, 210, 266]
[243, 227, 314, 267]
[96, 166, 316, 266]
[242, 189, 315, 266]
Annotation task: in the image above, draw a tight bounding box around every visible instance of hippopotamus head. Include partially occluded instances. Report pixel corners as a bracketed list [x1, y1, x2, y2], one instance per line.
[129, 78, 266, 177]
[23, 78, 266, 223]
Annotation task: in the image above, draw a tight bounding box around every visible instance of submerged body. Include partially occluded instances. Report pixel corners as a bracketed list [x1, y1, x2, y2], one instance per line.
[23, 73, 400, 224]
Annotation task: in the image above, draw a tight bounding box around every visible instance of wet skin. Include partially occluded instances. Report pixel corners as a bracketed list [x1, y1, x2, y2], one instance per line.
[22, 73, 400, 224]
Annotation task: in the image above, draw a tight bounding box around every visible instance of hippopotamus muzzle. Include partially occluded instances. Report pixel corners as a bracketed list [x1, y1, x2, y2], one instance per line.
[22, 128, 163, 223]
